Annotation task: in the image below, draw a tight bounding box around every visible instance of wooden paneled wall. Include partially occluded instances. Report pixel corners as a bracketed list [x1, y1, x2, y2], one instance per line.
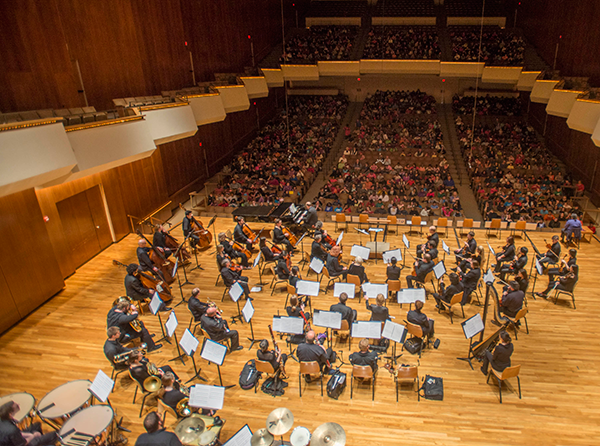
[518, 0, 600, 85]
[0, 189, 65, 334]
[0, 0, 304, 112]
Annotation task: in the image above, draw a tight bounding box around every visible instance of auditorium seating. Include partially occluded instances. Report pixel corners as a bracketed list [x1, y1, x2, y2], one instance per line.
[307, 1, 368, 17]
[282, 26, 360, 63]
[450, 26, 525, 66]
[363, 26, 440, 60]
[373, 0, 435, 17]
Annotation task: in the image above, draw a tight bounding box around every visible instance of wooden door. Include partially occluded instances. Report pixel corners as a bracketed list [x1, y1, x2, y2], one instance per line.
[56, 185, 112, 269]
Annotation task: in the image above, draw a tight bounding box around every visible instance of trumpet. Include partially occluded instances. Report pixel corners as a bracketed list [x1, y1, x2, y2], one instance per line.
[113, 343, 147, 364]
[207, 297, 223, 315]
[176, 384, 192, 417]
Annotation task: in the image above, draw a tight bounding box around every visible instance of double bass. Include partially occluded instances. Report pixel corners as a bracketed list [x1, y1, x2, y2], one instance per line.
[179, 204, 212, 249]
[136, 230, 176, 284]
[147, 222, 192, 265]
[112, 260, 173, 302]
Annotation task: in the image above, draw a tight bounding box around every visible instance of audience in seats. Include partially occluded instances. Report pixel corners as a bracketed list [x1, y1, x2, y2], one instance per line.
[363, 27, 440, 60]
[281, 26, 358, 63]
[450, 26, 525, 66]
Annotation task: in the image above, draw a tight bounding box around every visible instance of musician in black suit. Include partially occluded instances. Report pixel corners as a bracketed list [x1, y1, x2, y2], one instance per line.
[234, 217, 254, 252]
[128, 350, 178, 388]
[182, 210, 200, 249]
[365, 294, 390, 321]
[406, 254, 434, 289]
[188, 288, 209, 322]
[220, 259, 251, 300]
[326, 245, 347, 280]
[125, 263, 154, 302]
[287, 295, 310, 320]
[218, 233, 249, 267]
[348, 256, 368, 283]
[297, 330, 335, 374]
[152, 225, 173, 259]
[330, 292, 357, 325]
[459, 260, 481, 304]
[537, 235, 561, 268]
[259, 237, 282, 262]
[0, 401, 58, 446]
[104, 326, 132, 369]
[480, 331, 513, 376]
[273, 219, 295, 252]
[407, 300, 435, 340]
[276, 253, 291, 280]
[257, 339, 287, 373]
[514, 269, 529, 294]
[455, 231, 477, 265]
[201, 307, 242, 351]
[424, 240, 438, 261]
[548, 248, 577, 281]
[498, 246, 528, 281]
[497, 281, 524, 320]
[432, 272, 463, 308]
[493, 236, 516, 272]
[135, 411, 182, 446]
[458, 245, 483, 272]
[303, 202, 318, 229]
[137, 239, 158, 273]
[311, 234, 328, 262]
[107, 301, 160, 351]
[536, 264, 578, 298]
[386, 257, 401, 281]
[417, 226, 439, 258]
[289, 266, 301, 288]
[349, 338, 378, 373]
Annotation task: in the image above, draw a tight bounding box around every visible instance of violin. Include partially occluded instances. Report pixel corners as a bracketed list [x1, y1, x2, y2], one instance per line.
[136, 230, 176, 284]
[179, 204, 212, 249]
[112, 260, 173, 302]
[232, 239, 252, 259]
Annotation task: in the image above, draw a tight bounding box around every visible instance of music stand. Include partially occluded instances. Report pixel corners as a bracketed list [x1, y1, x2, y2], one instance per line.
[165, 312, 186, 365]
[189, 384, 225, 412]
[396, 288, 426, 311]
[207, 215, 218, 250]
[242, 300, 258, 350]
[442, 240, 450, 263]
[309, 257, 324, 281]
[312, 310, 342, 349]
[333, 282, 356, 299]
[402, 234, 410, 268]
[149, 294, 172, 344]
[200, 338, 235, 388]
[368, 227, 384, 264]
[272, 316, 305, 361]
[228, 282, 244, 324]
[486, 242, 496, 273]
[382, 320, 407, 366]
[223, 425, 253, 446]
[253, 251, 269, 286]
[179, 328, 207, 383]
[457, 313, 485, 370]
[530, 259, 543, 299]
[354, 227, 369, 244]
[350, 321, 382, 351]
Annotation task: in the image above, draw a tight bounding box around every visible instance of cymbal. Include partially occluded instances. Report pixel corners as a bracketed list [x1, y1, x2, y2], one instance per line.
[251, 428, 274, 446]
[311, 423, 346, 446]
[175, 415, 206, 444]
[266, 407, 294, 436]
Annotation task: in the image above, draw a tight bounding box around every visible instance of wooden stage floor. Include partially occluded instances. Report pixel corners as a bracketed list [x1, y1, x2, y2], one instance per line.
[1, 218, 600, 445]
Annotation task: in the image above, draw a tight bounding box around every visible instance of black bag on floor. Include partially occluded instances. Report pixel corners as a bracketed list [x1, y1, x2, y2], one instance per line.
[326, 371, 346, 400]
[420, 375, 443, 401]
[404, 338, 422, 355]
[261, 377, 288, 397]
[239, 360, 260, 390]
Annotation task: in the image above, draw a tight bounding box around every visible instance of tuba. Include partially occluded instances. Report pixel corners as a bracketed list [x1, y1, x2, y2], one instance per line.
[176, 384, 192, 417]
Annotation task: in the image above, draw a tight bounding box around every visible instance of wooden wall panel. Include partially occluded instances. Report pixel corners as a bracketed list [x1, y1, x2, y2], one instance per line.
[0, 269, 20, 335]
[0, 189, 64, 319]
[519, 0, 600, 85]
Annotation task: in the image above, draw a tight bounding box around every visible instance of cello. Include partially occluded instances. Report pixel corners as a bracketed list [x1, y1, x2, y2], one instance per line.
[282, 225, 299, 247]
[112, 260, 173, 302]
[179, 204, 212, 249]
[136, 230, 176, 284]
[147, 222, 192, 265]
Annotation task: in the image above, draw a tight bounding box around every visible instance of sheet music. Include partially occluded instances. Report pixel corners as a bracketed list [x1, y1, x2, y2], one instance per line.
[382, 320, 407, 344]
[354, 227, 369, 236]
[483, 268, 495, 284]
[368, 227, 384, 233]
[296, 280, 320, 297]
[180, 328, 200, 356]
[350, 244, 371, 260]
[351, 321, 382, 339]
[172, 258, 178, 278]
[229, 282, 244, 302]
[382, 249, 402, 264]
[149, 293, 163, 315]
[461, 313, 484, 339]
[165, 311, 178, 338]
[89, 370, 114, 403]
[200, 339, 227, 366]
[223, 425, 253, 446]
[290, 203, 297, 214]
[442, 240, 450, 255]
[251, 286, 262, 293]
[487, 242, 496, 257]
[535, 259, 543, 275]
[272, 316, 305, 334]
[433, 261, 446, 280]
[397, 288, 426, 304]
[242, 299, 255, 323]
[189, 384, 225, 410]
[402, 234, 410, 249]
[253, 251, 261, 269]
[336, 231, 344, 246]
[309, 257, 324, 274]
[333, 282, 355, 299]
[312, 310, 342, 330]
[363, 282, 388, 299]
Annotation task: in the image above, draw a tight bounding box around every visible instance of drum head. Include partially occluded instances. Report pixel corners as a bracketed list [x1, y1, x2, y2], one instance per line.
[59, 405, 114, 443]
[290, 426, 311, 446]
[198, 429, 217, 446]
[38, 380, 92, 419]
